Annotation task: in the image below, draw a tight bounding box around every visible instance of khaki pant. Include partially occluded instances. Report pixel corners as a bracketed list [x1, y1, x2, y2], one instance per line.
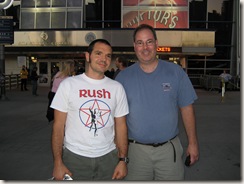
[125, 136, 185, 180]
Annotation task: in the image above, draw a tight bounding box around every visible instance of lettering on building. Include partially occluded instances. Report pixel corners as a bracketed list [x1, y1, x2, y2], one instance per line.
[125, 10, 179, 28]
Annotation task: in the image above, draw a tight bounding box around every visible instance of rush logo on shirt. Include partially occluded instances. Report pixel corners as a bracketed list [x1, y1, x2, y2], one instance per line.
[79, 89, 111, 99]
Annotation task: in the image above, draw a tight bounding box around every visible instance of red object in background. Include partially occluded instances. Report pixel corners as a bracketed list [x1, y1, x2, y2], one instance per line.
[123, 10, 188, 28]
[122, 0, 189, 28]
[123, 0, 188, 6]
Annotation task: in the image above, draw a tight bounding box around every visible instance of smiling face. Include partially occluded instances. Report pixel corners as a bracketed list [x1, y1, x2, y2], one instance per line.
[134, 28, 158, 65]
[85, 41, 112, 79]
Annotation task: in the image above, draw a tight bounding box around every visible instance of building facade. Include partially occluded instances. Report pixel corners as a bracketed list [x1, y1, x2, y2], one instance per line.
[1, 0, 241, 88]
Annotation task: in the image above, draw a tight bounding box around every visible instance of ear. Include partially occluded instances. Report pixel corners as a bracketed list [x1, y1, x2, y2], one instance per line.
[85, 52, 90, 63]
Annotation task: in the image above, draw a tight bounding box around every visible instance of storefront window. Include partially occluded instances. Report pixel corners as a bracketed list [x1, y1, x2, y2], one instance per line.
[84, 0, 120, 28]
[52, 0, 66, 7]
[21, 0, 35, 8]
[67, 11, 82, 28]
[188, 0, 234, 77]
[36, 0, 50, 7]
[68, 0, 83, 7]
[36, 12, 50, 29]
[21, 12, 35, 29]
[51, 12, 65, 28]
[84, 0, 102, 28]
[20, 0, 83, 29]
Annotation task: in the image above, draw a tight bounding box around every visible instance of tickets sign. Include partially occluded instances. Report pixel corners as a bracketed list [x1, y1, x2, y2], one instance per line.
[122, 0, 189, 28]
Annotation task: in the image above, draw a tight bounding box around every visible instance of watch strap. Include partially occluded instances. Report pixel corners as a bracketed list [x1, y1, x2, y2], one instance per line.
[119, 157, 129, 163]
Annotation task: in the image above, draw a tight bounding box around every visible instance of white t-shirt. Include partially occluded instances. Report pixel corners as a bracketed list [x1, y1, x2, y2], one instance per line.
[51, 73, 129, 158]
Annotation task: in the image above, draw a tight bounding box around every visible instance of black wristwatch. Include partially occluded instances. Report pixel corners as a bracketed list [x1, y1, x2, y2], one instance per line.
[119, 157, 129, 164]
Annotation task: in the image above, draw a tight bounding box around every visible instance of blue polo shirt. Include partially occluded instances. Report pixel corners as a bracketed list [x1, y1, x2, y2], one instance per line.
[116, 60, 197, 143]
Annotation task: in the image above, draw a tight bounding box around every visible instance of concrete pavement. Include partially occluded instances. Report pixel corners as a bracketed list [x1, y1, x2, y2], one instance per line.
[0, 85, 241, 182]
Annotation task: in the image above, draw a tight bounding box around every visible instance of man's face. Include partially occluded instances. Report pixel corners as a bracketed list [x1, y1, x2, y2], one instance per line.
[134, 29, 158, 64]
[86, 42, 112, 75]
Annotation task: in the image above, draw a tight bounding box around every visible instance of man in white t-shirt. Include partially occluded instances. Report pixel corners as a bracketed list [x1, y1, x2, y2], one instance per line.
[51, 39, 129, 180]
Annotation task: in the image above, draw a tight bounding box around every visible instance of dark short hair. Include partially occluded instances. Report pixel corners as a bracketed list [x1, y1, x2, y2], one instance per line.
[117, 56, 128, 67]
[87, 39, 112, 54]
[133, 24, 157, 42]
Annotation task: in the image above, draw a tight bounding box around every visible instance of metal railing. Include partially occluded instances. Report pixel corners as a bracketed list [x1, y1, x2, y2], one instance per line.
[188, 74, 202, 88]
[199, 75, 240, 91]
[1, 74, 21, 90]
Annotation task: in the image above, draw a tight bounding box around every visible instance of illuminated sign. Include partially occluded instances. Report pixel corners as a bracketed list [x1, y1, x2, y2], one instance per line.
[122, 0, 189, 28]
[157, 47, 182, 53]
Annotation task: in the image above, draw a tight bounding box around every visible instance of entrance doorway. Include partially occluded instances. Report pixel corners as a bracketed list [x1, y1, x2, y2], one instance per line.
[38, 62, 49, 87]
[38, 61, 62, 87]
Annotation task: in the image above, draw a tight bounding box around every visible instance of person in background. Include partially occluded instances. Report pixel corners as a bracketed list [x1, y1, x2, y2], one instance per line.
[75, 63, 85, 75]
[105, 68, 115, 79]
[113, 56, 128, 79]
[50, 67, 59, 88]
[30, 66, 39, 96]
[219, 70, 232, 93]
[46, 61, 74, 122]
[116, 24, 199, 180]
[20, 65, 28, 91]
[50, 39, 129, 180]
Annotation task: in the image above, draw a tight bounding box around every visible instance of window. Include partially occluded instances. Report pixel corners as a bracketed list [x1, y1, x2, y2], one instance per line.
[36, 0, 51, 7]
[21, 0, 35, 8]
[68, 0, 83, 7]
[67, 11, 82, 28]
[21, 12, 35, 29]
[51, 12, 65, 28]
[189, 0, 234, 76]
[20, 0, 83, 29]
[52, 0, 66, 7]
[36, 12, 50, 29]
[84, 0, 121, 28]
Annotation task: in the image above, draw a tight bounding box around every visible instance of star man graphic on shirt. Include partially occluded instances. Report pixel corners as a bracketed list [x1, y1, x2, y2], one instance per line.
[89, 107, 101, 136]
[79, 99, 111, 136]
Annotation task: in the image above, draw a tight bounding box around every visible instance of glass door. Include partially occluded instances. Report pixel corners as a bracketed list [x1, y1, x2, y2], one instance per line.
[38, 62, 49, 87]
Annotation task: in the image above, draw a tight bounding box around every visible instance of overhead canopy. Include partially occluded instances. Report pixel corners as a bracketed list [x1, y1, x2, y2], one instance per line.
[5, 29, 215, 56]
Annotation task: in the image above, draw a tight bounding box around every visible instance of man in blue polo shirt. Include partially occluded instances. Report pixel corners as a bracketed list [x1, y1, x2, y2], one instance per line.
[116, 24, 199, 180]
